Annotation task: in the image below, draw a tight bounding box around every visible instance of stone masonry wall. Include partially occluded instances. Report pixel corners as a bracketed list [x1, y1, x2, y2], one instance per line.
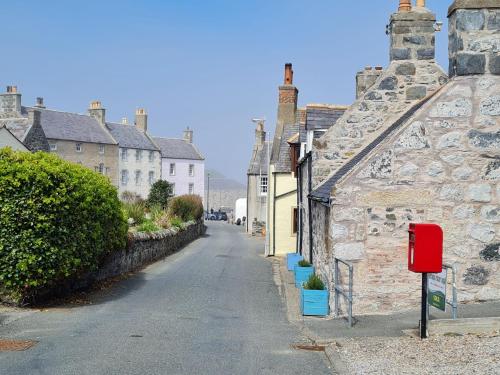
[318, 75, 499, 315]
[449, 6, 500, 76]
[32, 221, 207, 302]
[313, 8, 447, 188]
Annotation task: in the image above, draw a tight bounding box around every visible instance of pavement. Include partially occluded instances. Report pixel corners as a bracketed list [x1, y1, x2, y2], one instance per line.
[279, 255, 500, 341]
[0, 222, 333, 375]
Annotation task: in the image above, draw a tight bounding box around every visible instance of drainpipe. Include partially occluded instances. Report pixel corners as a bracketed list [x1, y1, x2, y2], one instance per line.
[272, 172, 277, 256]
[307, 153, 313, 263]
[297, 159, 303, 255]
[246, 174, 250, 232]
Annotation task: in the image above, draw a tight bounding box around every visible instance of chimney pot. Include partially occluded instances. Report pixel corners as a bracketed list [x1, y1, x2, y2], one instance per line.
[375, 66, 383, 70]
[365, 66, 373, 71]
[284, 63, 293, 85]
[35, 97, 45, 108]
[416, 0, 425, 7]
[90, 100, 102, 109]
[399, 0, 411, 12]
[121, 117, 128, 124]
[6, 86, 18, 94]
[183, 127, 193, 144]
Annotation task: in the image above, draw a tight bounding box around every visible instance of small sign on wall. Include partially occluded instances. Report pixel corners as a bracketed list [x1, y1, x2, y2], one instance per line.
[427, 269, 447, 311]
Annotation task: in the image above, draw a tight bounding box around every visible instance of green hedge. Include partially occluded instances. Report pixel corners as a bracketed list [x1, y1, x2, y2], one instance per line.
[168, 195, 204, 222]
[0, 148, 127, 303]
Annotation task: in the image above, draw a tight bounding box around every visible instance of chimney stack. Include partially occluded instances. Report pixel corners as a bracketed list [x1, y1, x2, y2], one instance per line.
[389, 2, 436, 62]
[448, 0, 500, 77]
[399, 0, 411, 12]
[121, 117, 128, 125]
[284, 63, 294, 85]
[277, 63, 298, 136]
[35, 97, 45, 109]
[356, 66, 384, 99]
[255, 121, 266, 148]
[135, 108, 148, 132]
[88, 100, 106, 126]
[0, 85, 22, 116]
[183, 127, 193, 144]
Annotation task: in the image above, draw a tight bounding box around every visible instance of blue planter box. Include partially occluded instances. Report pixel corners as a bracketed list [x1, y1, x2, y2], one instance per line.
[294, 266, 315, 288]
[286, 253, 303, 271]
[300, 288, 329, 317]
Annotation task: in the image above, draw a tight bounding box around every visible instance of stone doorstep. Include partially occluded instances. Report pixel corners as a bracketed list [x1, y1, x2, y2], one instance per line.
[428, 317, 500, 336]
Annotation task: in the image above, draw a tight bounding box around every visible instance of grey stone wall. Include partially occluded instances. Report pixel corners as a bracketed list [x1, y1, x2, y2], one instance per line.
[316, 75, 500, 315]
[356, 67, 384, 99]
[31, 221, 207, 303]
[448, 4, 500, 76]
[312, 7, 447, 188]
[24, 110, 49, 152]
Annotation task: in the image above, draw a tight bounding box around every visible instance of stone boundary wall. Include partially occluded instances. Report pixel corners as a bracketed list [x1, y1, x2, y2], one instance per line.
[29, 221, 207, 303]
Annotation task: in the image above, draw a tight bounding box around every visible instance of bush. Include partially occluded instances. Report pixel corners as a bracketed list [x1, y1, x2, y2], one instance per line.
[304, 274, 325, 291]
[122, 202, 146, 225]
[170, 217, 184, 230]
[298, 259, 311, 267]
[137, 220, 160, 233]
[0, 148, 128, 303]
[147, 180, 173, 209]
[167, 195, 204, 222]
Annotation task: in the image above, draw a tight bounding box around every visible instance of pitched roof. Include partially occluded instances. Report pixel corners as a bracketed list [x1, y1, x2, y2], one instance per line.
[106, 122, 158, 151]
[306, 105, 348, 132]
[26, 107, 116, 145]
[153, 137, 204, 160]
[248, 141, 271, 175]
[274, 123, 300, 173]
[309, 93, 438, 204]
[0, 117, 31, 143]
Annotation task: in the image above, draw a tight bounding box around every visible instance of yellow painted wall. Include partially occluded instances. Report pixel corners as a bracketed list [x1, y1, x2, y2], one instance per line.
[267, 165, 297, 256]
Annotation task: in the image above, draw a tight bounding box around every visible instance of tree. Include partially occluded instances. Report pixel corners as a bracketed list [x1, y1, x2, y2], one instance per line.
[147, 180, 174, 208]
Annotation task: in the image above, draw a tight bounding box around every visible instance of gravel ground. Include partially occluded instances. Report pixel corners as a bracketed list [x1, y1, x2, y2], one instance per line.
[331, 333, 500, 375]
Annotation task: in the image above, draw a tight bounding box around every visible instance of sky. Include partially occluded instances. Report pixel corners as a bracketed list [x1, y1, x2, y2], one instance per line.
[1, 0, 451, 184]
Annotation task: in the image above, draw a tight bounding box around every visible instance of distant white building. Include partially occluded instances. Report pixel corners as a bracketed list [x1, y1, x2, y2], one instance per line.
[106, 109, 161, 199]
[153, 128, 205, 202]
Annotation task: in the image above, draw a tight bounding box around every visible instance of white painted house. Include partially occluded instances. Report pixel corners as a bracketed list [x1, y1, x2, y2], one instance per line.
[153, 128, 205, 202]
[106, 109, 161, 199]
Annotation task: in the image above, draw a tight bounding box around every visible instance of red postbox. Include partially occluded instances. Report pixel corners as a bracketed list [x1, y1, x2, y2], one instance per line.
[408, 223, 443, 273]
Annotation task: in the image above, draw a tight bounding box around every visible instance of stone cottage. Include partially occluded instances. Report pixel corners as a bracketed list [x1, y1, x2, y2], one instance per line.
[0, 86, 49, 152]
[106, 109, 161, 199]
[246, 119, 270, 235]
[303, 0, 499, 315]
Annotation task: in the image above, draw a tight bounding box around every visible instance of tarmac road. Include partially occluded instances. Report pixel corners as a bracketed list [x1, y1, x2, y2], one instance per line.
[0, 222, 332, 375]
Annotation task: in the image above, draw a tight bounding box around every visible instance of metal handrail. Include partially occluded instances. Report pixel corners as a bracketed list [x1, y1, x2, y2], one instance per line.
[334, 258, 354, 327]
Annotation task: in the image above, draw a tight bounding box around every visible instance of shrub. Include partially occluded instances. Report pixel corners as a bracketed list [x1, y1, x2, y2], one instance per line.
[167, 195, 204, 222]
[122, 202, 146, 225]
[298, 259, 311, 267]
[304, 274, 325, 290]
[137, 220, 160, 233]
[0, 148, 128, 303]
[147, 180, 173, 209]
[170, 217, 184, 230]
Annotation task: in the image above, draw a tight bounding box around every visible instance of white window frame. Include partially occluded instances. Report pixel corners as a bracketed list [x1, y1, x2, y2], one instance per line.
[171, 183, 175, 195]
[149, 151, 154, 163]
[49, 143, 57, 151]
[189, 183, 194, 195]
[169, 163, 176, 176]
[135, 170, 141, 186]
[76, 143, 82, 153]
[121, 148, 128, 162]
[189, 164, 195, 177]
[148, 171, 155, 186]
[98, 145, 105, 155]
[121, 170, 128, 186]
[136, 149, 142, 162]
[259, 176, 268, 196]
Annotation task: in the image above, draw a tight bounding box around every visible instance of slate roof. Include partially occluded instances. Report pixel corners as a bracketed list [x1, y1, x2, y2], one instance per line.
[274, 123, 300, 173]
[248, 141, 271, 175]
[309, 94, 437, 204]
[153, 137, 204, 160]
[106, 122, 158, 151]
[24, 107, 117, 145]
[306, 105, 347, 132]
[0, 117, 31, 142]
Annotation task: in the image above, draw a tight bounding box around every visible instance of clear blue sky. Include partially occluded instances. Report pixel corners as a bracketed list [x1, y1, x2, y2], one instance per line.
[1, 0, 451, 184]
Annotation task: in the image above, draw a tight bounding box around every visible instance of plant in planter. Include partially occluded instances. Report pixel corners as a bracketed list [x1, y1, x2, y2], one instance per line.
[300, 274, 329, 317]
[287, 253, 303, 271]
[294, 259, 315, 288]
